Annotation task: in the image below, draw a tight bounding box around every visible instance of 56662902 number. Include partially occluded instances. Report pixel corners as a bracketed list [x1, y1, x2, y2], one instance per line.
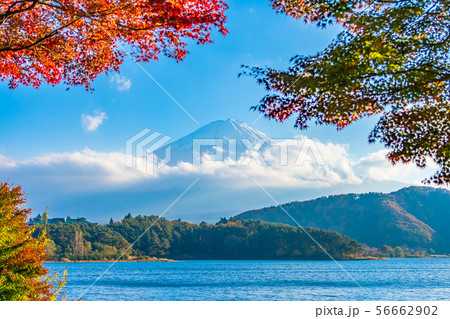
[375, 306, 438, 316]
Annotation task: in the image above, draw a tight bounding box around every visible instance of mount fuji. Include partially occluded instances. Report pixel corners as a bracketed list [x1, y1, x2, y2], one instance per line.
[154, 119, 273, 165]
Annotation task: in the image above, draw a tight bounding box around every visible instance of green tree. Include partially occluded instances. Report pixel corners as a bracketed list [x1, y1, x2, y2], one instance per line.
[243, 0, 450, 185]
[101, 245, 117, 258]
[45, 240, 58, 259]
[394, 246, 405, 258]
[37, 214, 363, 261]
[0, 183, 65, 300]
[381, 245, 394, 257]
[42, 206, 49, 224]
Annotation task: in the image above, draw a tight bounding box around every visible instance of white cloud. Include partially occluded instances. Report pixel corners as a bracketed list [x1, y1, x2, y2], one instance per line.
[153, 137, 363, 188]
[355, 150, 438, 184]
[81, 111, 107, 132]
[1, 140, 439, 194]
[0, 138, 362, 193]
[110, 74, 132, 91]
[0, 154, 17, 168]
[1, 140, 446, 220]
[0, 148, 148, 195]
[2, 139, 437, 194]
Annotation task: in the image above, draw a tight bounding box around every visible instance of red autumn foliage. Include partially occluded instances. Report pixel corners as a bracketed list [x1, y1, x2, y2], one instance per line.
[0, 0, 228, 89]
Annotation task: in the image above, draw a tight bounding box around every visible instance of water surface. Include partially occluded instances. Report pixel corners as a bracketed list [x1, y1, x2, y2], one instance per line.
[46, 258, 450, 301]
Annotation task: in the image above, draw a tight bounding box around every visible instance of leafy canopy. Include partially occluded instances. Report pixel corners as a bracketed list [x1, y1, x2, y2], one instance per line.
[36, 215, 363, 260]
[0, 183, 65, 300]
[0, 0, 228, 89]
[242, 0, 450, 184]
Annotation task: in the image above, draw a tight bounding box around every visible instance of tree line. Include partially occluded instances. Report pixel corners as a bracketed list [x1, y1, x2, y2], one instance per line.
[33, 214, 363, 261]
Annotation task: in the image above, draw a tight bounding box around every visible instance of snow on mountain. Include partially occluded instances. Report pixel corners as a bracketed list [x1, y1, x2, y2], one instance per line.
[154, 119, 273, 165]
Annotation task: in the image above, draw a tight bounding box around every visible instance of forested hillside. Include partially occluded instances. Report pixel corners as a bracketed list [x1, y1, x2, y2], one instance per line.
[236, 187, 450, 253]
[33, 216, 363, 261]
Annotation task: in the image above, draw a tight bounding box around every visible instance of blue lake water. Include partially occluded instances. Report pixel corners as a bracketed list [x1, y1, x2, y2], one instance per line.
[46, 258, 450, 301]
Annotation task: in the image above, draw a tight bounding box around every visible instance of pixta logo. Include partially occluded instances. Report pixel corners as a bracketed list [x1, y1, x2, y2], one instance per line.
[126, 129, 172, 175]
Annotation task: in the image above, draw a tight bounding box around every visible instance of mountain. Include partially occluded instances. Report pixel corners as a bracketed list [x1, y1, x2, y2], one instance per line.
[235, 186, 450, 253]
[154, 118, 272, 165]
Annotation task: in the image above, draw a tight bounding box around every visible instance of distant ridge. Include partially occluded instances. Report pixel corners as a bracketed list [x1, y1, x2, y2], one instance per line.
[235, 186, 450, 253]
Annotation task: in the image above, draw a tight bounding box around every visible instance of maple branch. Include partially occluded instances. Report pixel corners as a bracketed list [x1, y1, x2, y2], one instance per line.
[0, 16, 82, 52]
[0, 0, 38, 25]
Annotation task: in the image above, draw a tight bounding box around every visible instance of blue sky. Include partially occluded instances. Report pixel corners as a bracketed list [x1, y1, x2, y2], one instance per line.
[0, 0, 437, 223]
[0, 0, 378, 158]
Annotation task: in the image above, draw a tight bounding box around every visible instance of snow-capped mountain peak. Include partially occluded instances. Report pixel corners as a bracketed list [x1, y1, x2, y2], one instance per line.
[154, 119, 271, 165]
[183, 118, 269, 141]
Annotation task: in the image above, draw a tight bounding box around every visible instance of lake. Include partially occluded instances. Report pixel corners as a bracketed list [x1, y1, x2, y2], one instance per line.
[46, 258, 450, 301]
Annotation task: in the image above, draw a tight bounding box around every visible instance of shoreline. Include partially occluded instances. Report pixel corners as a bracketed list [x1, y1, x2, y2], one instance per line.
[45, 257, 386, 263]
[45, 257, 175, 263]
[44, 255, 450, 263]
